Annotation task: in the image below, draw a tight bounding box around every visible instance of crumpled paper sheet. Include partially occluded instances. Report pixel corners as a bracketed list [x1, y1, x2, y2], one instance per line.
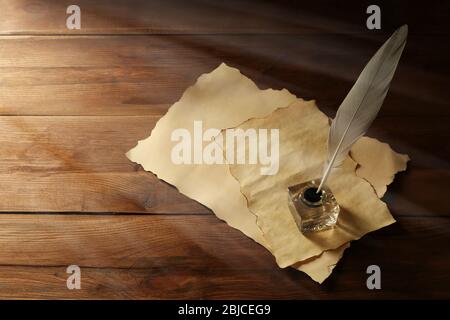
[227, 100, 397, 268]
[127, 63, 408, 282]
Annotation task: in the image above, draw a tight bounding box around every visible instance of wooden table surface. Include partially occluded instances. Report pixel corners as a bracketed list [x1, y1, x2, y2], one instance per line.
[0, 0, 448, 299]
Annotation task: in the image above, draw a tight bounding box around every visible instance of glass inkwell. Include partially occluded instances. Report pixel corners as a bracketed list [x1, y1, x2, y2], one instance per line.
[288, 179, 340, 234]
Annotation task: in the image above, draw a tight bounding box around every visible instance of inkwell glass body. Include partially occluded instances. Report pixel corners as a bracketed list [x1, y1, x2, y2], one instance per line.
[288, 179, 340, 233]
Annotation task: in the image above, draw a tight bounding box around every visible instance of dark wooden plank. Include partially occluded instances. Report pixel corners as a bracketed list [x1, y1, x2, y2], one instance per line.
[0, 116, 447, 173]
[0, 215, 447, 299]
[0, 34, 448, 116]
[0, 115, 446, 214]
[0, 114, 207, 213]
[0, 172, 208, 213]
[0, 115, 156, 173]
[321, 216, 450, 299]
[385, 169, 450, 217]
[0, 170, 446, 216]
[0, 66, 182, 116]
[368, 118, 450, 171]
[0, 0, 448, 35]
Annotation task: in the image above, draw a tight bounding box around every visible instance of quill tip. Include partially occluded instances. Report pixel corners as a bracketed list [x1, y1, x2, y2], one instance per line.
[389, 25, 408, 48]
[398, 24, 408, 37]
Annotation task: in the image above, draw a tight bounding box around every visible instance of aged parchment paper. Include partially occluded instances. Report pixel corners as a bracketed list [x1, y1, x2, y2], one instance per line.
[352, 137, 410, 197]
[127, 63, 408, 282]
[227, 101, 396, 268]
[127, 63, 296, 245]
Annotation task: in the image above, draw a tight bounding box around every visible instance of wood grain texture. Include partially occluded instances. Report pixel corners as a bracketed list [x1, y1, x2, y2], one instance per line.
[0, 172, 209, 213]
[0, 0, 448, 299]
[0, 116, 446, 172]
[0, 35, 449, 116]
[1, 0, 448, 35]
[0, 115, 446, 214]
[0, 215, 447, 299]
[0, 167, 446, 215]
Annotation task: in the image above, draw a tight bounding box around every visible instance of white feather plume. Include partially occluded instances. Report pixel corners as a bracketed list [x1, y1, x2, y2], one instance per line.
[318, 25, 408, 191]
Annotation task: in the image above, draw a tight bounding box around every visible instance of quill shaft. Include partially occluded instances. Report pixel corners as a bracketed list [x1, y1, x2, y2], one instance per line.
[318, 119, 352, 191]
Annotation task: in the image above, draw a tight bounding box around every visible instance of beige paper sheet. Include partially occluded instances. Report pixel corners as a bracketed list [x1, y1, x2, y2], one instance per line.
[352, 137, 410, 197]
[292, 243, 350, 281]
[228, 100, 396, 268]
[127, 63, 296, 246]
[127, 63, 408, 283]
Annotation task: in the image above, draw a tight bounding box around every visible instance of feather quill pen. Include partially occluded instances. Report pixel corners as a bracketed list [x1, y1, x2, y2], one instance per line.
[317, 25, 408, 192]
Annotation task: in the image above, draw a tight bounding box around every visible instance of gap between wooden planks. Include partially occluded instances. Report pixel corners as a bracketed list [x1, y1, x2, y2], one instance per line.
[0, 0, 449, 299]
[0, 35, 448, 116]
[2, 0, 449, 36]
[0, 115, 445, 214]
[0, 215, 447, 299]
